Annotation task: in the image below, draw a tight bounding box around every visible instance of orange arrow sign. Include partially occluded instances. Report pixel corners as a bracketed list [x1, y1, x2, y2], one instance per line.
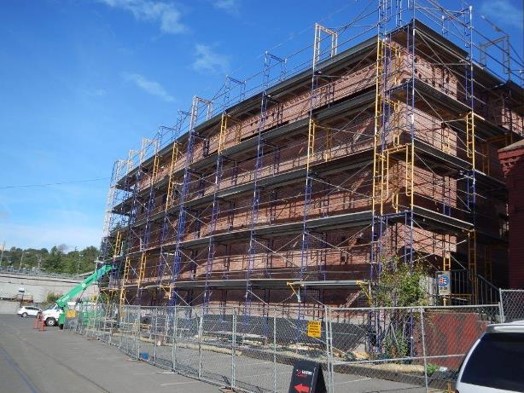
[294, 383, 310, 393]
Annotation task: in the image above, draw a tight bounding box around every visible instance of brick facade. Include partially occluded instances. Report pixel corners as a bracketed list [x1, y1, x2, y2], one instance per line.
[499, 140, 524, 288]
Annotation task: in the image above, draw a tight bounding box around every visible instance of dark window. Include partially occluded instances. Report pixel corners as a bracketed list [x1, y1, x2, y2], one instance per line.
[461, 332, 524, 391]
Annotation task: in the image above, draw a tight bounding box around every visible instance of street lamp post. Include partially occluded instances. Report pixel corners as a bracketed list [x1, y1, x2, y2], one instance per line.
[37, 255, 42, 271]
[18, 287, 25, 307]
[19, 251, 26, 271]
[0, 241, 5, 268]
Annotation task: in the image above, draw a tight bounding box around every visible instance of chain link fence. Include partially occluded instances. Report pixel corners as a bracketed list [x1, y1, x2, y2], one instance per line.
[65, 302, 511, 392]
[500, 289, 524, 322]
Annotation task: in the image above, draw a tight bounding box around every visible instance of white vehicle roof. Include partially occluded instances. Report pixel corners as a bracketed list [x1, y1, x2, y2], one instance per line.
[486, 320, 524, 334]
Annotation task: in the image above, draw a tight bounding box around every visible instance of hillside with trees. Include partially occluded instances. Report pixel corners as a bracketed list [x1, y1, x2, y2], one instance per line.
[0, 245, 100, 275]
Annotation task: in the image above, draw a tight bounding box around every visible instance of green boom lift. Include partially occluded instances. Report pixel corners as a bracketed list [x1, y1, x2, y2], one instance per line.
[41, 264, 112, 329]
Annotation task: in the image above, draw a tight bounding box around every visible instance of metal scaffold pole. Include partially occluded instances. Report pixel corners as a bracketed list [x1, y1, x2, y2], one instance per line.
[170, 97, 213, 306]
[157, 116, 187, 304]
[244, 52, 286, 318]
[203, 116, 226, 310]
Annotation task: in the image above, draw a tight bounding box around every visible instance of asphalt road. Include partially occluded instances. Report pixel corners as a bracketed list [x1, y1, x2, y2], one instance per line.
[0, 314, 221, 393]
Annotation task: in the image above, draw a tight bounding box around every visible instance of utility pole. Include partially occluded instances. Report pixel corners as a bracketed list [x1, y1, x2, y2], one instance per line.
[19, 251, 25, 271]
[0, 241, 5, 268]
[75, 247, 80, 275]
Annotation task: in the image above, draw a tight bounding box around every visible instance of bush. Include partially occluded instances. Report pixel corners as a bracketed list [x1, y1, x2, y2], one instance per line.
[44, 292, 60, 307]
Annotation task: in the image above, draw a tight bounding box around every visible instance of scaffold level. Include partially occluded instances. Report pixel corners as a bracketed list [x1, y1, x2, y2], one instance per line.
[99, 1, 523, 312]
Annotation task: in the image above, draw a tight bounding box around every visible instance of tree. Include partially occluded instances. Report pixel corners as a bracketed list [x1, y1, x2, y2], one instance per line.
[361, 258, 430, 359]
[1, 245, 99, 274]
[365, 258, 429, 307]
[46, 292, 61, 304]
[43, 246, 64, 272]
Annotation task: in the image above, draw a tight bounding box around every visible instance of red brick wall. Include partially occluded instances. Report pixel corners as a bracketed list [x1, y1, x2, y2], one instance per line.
[499, 144, 524, 289]
[422, 312, 489, 369]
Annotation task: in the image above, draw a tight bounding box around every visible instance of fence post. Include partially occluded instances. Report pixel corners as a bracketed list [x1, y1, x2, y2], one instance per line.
[325, 305, 335, 393]
[152, 307, 158, 363]
[172, 305, 178, 372]
[231, 308, 237, 389]
[108, 303, 113, 345]
[117, 305, 122, 351]
[273, 308, 277, 393]
[198, 313, 204, 379]
[136, 305, 141, 360]
[499, 288, 505, 322]
[419, 307, 429, 393]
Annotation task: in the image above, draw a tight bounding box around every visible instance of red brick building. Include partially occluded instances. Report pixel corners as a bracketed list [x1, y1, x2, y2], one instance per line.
[99, 5, 524, 309]
[499, 139, 524, 289]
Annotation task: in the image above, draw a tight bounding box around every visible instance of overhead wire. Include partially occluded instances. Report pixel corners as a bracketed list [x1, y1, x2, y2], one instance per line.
[0, 177, 109, 190]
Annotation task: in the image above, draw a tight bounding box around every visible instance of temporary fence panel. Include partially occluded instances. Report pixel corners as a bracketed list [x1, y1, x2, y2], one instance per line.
[71, 302, 505, 393]
[327, 305, 499, 393]
[500, 289, 524, 322]
[117, 305, 141, 358]
[172, 306, 202, 378]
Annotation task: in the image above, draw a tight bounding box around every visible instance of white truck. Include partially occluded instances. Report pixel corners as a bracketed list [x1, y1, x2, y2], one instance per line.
[41, 265, 112, 328]
[41, 303, 64, 327]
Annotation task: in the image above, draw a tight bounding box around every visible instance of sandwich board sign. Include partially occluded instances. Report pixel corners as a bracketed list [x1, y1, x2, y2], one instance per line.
[288, 360, 326, 393]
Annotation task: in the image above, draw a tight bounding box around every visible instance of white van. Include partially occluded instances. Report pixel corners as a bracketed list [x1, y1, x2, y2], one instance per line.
[455, 320, 524, 392]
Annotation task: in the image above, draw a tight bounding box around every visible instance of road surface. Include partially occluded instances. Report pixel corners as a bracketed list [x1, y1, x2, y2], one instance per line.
[0, 314, 221, 393]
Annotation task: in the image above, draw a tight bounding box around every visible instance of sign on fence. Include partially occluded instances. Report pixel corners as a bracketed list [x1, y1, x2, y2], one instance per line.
[437, 271, 451, 296]
[307, 320, 322, 338]
[288, 360, 326, 393]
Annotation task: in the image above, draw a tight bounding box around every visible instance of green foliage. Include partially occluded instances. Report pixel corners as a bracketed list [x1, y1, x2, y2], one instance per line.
[426, 363, 439, 376]
[363, 258, 429, 307]
[44, 246, 63, 272]
[384, 327, 410, 358]
[0, 245, 100, 275]
[46, 292, 61, 304]
[359, 258, 430, 360]
[96, 291, 109, 304]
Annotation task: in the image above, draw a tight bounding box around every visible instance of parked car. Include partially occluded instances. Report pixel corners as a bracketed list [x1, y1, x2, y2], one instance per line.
[455, 320, 524, 392]
[17, 306, 42, 318]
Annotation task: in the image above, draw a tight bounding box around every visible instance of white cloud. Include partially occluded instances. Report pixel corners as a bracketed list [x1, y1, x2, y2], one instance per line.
[480, 0, 523, 30]
[123, 72, 174, 102]
[192, 44, 230, 74]
[98, 0, 186, 34]
[0, 221, 102, 251]
[0, 204, 104, 250]
[213, 0, 240, 15]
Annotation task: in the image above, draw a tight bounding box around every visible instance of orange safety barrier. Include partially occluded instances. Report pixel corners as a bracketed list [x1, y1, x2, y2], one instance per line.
[38, 315, 46, 331]
[33, 314, 40, 329]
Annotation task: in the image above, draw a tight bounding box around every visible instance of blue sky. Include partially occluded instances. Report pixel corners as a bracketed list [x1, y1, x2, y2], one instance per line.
[0, 0, 522, 252]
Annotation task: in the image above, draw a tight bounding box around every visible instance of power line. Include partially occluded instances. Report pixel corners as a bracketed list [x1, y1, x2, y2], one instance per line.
[0, 177, 109, 190]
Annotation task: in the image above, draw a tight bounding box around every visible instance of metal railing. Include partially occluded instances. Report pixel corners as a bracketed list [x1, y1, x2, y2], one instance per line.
[0, 265, 88, 280]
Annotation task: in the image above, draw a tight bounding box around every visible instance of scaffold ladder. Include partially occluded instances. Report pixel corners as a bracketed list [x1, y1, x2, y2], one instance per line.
[113, 230, 122, 258]
[119, 256, 131, 307]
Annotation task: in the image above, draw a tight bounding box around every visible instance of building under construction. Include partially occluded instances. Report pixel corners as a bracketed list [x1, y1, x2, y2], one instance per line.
[99, 1, 523, 312]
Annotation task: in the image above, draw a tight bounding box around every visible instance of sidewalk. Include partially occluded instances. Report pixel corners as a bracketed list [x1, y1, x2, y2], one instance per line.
[0, 314, 221, 393]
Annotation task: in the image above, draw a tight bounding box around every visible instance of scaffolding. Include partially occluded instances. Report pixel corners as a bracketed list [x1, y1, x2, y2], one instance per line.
[100, 0, 523, 314]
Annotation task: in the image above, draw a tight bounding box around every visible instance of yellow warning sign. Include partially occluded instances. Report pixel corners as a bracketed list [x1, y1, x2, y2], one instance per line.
[66, 309, 76, 318]
[307, 320, 322, 338]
